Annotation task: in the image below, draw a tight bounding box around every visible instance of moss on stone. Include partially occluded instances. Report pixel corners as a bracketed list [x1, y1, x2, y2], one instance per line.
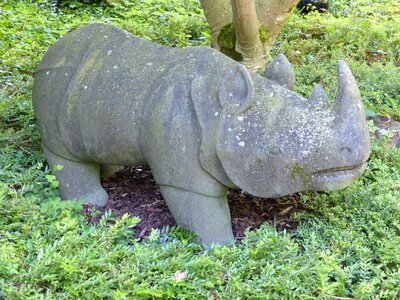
[291, 164, 312, 185]
[217, 23, 243, 62]
[217, 22, 270, 61]
[258, 24, 271, 44]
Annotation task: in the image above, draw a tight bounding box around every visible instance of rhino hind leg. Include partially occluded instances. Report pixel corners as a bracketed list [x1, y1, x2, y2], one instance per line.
[159, 186, 234, 247]
[43, 146, 108, 206]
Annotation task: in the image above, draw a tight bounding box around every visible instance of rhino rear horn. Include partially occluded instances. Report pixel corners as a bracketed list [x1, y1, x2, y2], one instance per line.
[309, 84, 329, 109]
[264, 53, 295, 90]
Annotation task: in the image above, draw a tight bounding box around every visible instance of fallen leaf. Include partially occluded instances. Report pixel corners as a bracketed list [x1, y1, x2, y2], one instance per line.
[173, 270, 188, 282]
[210, 290, 221, 300]
[138, 228, 147, 238]
[278, 206, 293, 216]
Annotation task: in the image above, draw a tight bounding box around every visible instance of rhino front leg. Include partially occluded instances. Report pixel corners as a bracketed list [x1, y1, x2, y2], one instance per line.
[43, 146, 108, 206]
[159, 186, 234, 247]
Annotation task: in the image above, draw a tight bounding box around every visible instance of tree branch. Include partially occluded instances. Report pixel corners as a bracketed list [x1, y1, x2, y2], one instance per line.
[256, 0, 300, 54]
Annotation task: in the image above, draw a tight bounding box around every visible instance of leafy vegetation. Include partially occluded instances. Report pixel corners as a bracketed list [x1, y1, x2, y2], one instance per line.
[1, 0, 399, 298]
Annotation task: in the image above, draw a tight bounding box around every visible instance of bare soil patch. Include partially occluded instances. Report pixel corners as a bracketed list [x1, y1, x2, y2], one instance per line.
[82, 166, 306, 241]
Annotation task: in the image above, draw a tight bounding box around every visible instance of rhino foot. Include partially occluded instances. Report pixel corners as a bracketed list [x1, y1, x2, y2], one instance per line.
[159, 186, 234, 248]
[43, 146, 108, 206]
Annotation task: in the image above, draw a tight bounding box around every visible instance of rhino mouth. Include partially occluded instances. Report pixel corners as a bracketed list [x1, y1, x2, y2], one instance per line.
[314, 163, 366, 178]
[312, 162, 367, 190]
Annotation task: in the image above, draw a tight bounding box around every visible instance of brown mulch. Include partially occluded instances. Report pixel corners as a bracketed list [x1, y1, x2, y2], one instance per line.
[82, 166, 307, 241]
[372, 115, 400, 148]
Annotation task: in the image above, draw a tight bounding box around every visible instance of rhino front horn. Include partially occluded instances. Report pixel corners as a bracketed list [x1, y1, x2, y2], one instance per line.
[336, 60, 364, 117]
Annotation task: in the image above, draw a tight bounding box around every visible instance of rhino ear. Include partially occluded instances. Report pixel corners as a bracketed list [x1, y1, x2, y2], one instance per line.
[264, 53, 295, 90]
[218, 64, 254, 114]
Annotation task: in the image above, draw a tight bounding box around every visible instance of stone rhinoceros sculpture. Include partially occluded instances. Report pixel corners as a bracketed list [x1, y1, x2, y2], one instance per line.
[32, 23, 370, 246]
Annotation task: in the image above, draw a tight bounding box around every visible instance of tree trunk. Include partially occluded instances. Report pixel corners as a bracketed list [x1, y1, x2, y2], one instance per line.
[231, 0, 264, 70]
[200, 0, 300, 71]
[199, 0, 231, 50]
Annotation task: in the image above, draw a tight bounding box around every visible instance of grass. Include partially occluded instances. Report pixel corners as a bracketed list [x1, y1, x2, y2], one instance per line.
[1, 0, 399, 298]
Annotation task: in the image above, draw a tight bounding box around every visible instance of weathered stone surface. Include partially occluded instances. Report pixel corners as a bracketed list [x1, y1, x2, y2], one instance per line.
[32, 23, 371, 247]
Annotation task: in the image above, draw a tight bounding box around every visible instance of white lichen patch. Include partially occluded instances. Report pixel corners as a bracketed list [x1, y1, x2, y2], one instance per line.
[107, 50, 113, 56]
[285, 106, 337, 160]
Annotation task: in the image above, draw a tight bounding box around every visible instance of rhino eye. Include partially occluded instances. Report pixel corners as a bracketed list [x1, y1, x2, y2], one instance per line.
[268, 146, 282, 156]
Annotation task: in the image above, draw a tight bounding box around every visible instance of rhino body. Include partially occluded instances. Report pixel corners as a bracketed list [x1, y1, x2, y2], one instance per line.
[33, 23, 370, 246]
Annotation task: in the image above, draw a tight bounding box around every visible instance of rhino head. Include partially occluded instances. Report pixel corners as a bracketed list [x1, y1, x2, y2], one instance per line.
[214, 55, 371, 198]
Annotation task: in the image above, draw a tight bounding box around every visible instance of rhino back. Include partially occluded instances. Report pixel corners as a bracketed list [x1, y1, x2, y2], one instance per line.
[33, 23, 176, 164]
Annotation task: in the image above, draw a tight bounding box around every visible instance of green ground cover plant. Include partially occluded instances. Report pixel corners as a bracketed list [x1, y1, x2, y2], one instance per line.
[0, 0, 399, 298]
